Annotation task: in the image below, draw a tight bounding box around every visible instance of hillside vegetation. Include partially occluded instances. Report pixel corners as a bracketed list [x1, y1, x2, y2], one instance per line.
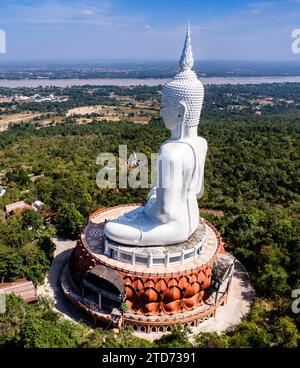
[0, 84, 299, 347]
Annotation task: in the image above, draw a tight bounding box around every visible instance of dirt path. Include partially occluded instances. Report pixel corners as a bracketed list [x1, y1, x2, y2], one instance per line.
[0, 113, 44, 131]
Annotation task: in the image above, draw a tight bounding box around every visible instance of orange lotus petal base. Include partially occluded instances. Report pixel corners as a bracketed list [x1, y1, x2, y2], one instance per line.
[68, 205, 226, 332]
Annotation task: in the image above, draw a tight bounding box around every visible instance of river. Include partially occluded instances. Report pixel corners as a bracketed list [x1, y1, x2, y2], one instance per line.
[0, 76, 300, 88]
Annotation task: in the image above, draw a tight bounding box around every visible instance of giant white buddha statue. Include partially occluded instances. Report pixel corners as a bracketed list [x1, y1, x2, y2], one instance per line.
[104, 25, 207, 246]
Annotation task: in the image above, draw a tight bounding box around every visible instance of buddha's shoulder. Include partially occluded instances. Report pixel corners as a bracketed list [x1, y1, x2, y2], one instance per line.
[161, 140, 187, 151]
[161, 137, 207, 151]
[192, 136, 208, 148]
[160, 140, 196, 158]
[197, 136, 208, 144]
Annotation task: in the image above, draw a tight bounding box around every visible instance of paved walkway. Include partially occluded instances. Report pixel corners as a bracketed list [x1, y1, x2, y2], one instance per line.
[193, 256, 254, 334]
[38, 238, 254, 340]
[37, 237, 91, 324]
[135, 253, 255, 341]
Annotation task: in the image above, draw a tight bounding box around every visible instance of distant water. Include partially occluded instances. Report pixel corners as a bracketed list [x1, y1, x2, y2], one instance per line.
[1, 76, 300, 88]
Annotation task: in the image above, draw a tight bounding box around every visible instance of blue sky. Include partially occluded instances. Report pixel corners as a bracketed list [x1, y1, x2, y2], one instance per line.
[0, 0, 299, 61]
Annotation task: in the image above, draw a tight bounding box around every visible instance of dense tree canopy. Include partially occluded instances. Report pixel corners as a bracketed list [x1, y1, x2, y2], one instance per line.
[0, 83, 299, 347]
[0, 211, 55, 284]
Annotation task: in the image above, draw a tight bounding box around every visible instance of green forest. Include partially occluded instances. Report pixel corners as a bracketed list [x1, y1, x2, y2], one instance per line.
[0, 83, 300, 347]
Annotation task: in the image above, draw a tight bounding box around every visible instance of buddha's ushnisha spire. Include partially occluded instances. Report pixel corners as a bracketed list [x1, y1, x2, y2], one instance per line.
[179, 23, 194, 71]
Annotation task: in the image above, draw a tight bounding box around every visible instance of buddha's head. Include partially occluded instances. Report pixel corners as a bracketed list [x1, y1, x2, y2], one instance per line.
[160, 25, 204, 133]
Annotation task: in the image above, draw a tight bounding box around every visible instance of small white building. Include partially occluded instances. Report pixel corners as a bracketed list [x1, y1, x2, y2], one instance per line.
[32, 200, 44, 210]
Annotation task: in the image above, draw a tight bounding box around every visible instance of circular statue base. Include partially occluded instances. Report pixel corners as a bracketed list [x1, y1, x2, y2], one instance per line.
[66, 204, 228, 333]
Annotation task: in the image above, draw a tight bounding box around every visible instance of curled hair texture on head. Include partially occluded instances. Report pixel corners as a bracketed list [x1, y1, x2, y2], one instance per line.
[162, 24, 204, 127]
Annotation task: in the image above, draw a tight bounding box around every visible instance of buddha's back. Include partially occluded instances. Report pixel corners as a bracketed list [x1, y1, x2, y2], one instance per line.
[154, 137, 207, 234]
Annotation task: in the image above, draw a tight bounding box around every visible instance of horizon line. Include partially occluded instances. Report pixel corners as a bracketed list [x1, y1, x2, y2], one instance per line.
[0, 58, 299, 64]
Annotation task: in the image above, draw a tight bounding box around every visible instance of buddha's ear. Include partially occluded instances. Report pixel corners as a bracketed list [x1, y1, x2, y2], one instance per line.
[177, 100, 187, 122]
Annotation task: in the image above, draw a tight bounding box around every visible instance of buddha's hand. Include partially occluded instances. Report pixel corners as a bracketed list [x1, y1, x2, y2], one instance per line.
[147, 187, 157, 200]
[144, 188, 157, 219]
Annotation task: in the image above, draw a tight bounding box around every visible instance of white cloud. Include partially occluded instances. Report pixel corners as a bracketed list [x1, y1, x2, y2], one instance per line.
[1, 0, 143, 29]
[248, 0, 300, 14]
[80, 9, 95, 16]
